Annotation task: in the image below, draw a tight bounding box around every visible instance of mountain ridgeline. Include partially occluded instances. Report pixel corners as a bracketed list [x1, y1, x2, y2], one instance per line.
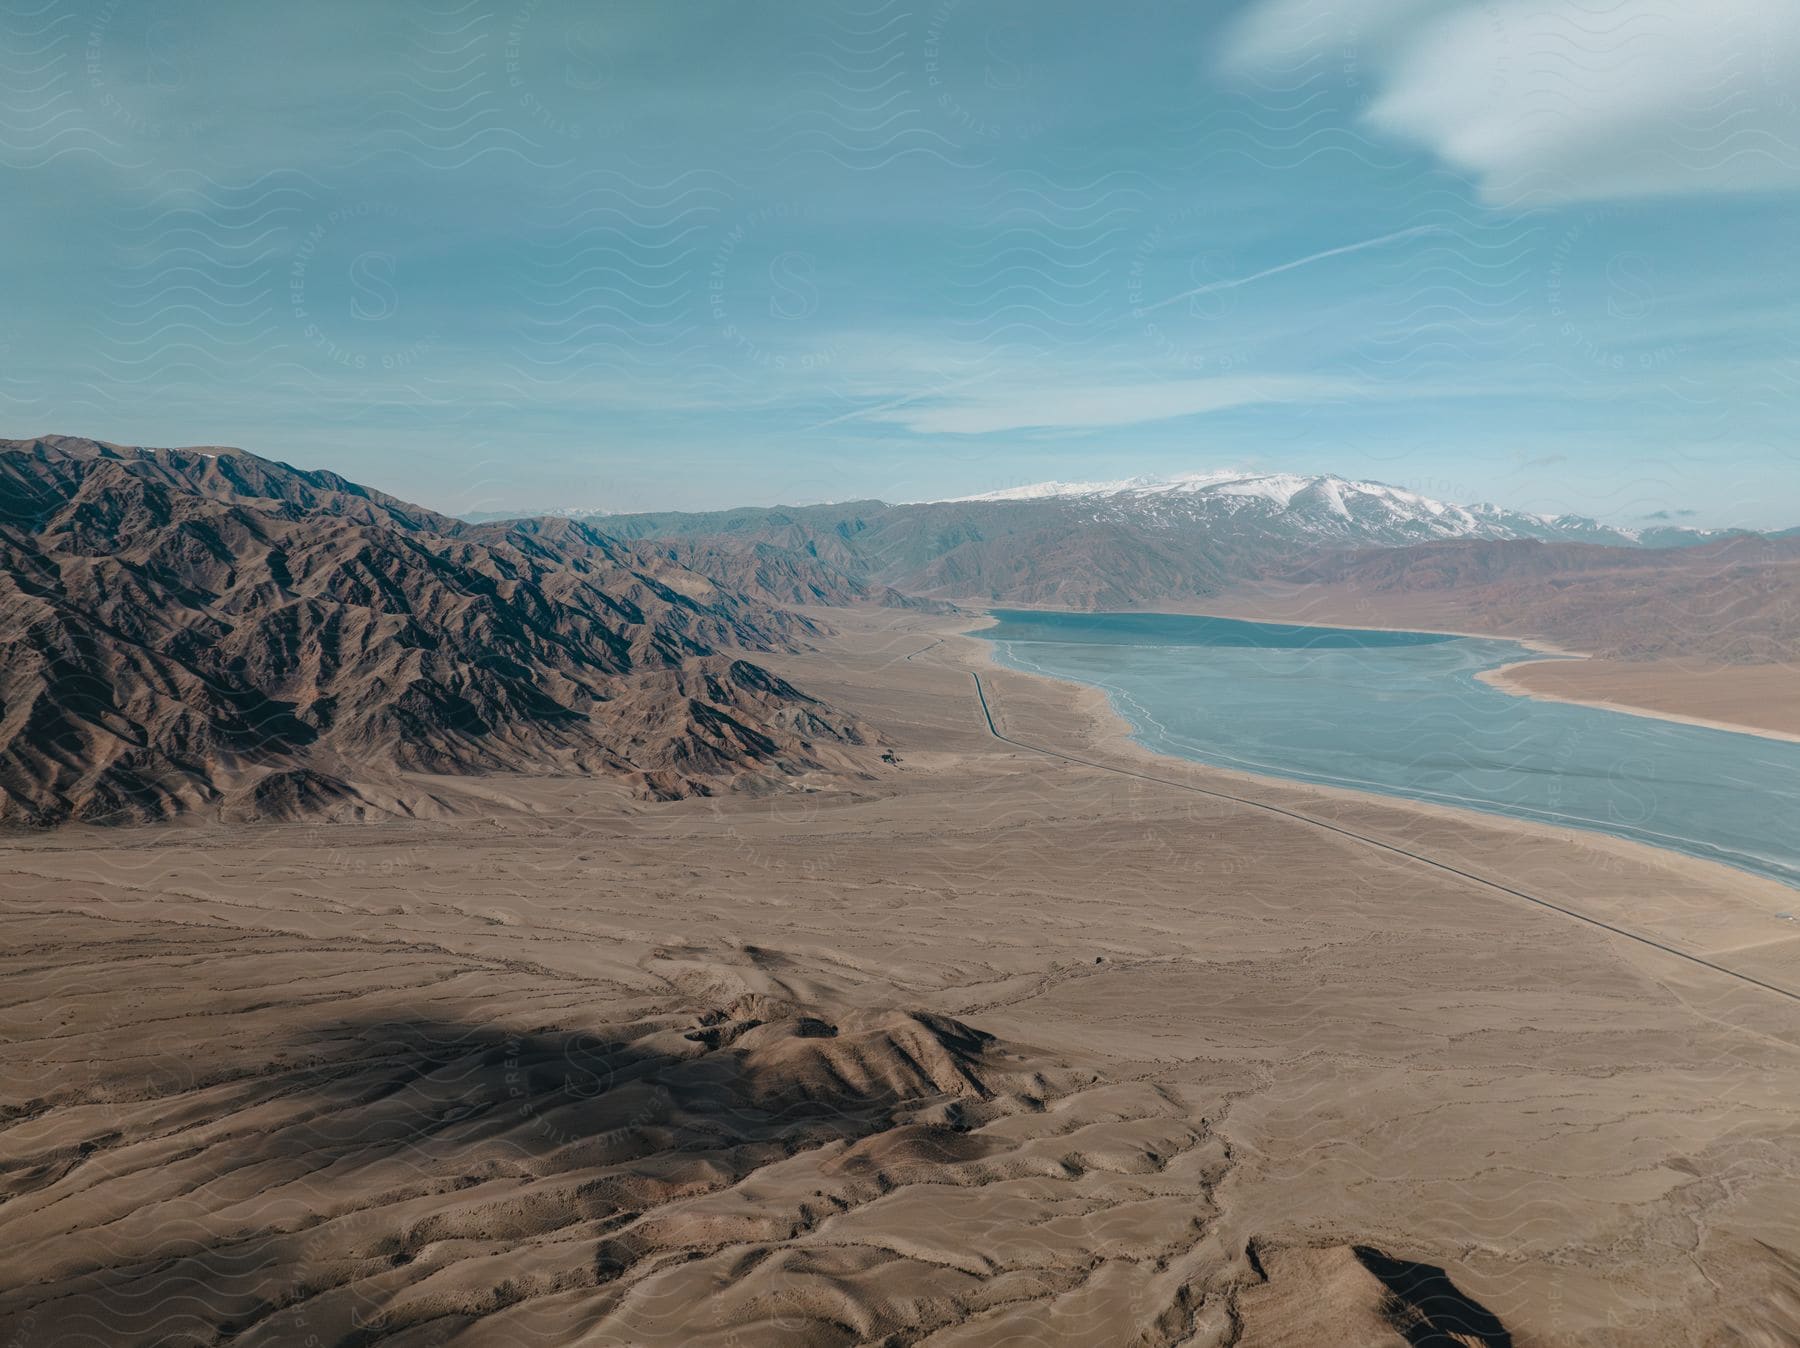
[6, 441, 1794, 826]
[0, 437, 880, 826]
[585, 472, 1777, 610]
[565, 472, 1799, 662]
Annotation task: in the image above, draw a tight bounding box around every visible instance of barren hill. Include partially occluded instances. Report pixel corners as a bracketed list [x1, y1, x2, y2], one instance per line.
[502, 524, 945, 613]
[1255, 536, 1800, 661]
[0, 437, 877, 826]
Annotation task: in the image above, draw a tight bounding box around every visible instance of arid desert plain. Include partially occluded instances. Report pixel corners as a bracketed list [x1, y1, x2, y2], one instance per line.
[4, 607, 1796, 1346]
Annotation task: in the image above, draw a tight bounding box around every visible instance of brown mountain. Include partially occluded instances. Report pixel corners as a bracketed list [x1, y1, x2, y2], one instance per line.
[597, 493, 1800, 660]
[589, 475, 1775, 610]
[1244, 536, 1800, 661]
[533, 529, 948, 613]
[0, 437, 877, 826]
[594, 499, 1246, 608]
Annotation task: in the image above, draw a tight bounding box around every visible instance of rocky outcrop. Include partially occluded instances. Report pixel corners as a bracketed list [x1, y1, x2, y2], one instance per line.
[0, 437, 877, 825]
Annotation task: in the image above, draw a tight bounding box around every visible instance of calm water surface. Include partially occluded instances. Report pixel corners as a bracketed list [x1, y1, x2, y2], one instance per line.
[979, 610, 1800, 889]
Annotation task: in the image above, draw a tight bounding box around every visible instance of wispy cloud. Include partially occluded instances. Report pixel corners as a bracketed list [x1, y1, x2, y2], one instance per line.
[862, 374, 1364, 435]
[1224, 0, 1800, 205]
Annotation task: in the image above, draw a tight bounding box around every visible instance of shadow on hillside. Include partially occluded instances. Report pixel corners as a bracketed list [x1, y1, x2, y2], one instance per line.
[1352, 1244, 1515, 1348]
[2, 1000, 998, 1345]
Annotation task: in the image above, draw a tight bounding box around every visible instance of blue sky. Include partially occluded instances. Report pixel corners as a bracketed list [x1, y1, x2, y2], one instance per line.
[4, 0, 1799, 526]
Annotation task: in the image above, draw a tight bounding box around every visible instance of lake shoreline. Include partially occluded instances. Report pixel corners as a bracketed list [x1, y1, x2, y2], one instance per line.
[954, 596, 1582, 657]
[1477, 657, 1800, 746]
[965, 599, 1800, 746]
[971, 607, 1798, 890]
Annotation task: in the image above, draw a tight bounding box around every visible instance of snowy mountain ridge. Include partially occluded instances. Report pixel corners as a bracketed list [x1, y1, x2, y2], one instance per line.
[929, 471, 1722, 548]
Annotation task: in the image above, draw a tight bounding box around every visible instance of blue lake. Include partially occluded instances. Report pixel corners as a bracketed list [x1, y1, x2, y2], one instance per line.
[978, 609, 1800, 889]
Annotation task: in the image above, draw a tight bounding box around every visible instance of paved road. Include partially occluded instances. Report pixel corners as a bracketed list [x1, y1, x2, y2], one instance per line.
[969, 670, 1800, 1007]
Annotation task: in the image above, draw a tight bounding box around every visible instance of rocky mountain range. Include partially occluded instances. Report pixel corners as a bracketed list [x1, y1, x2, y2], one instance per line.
[630, 537, 948, 613]
[938, 471, 1748, 548]
[7, 441, 1792, 828]
[583, 471, 1777, 609]
[0, 437, 878, 826]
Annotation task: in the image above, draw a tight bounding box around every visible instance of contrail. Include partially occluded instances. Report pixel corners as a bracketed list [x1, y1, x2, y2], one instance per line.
[802, 367, 999, 432]
[808, 223, 1444, 433]
[1134, 223, 1443, 315]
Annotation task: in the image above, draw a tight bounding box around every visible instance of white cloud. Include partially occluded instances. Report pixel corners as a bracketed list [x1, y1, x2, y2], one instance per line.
[863, 375, 1361, 434]
[1222, 0, 1434, 70]
[1223, 0, 1800, 206]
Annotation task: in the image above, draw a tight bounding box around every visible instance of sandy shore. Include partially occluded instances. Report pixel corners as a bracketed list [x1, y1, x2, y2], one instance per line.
[1119, 589, 1800, 745]
[963, 610, 1797, 894]
[2, 606, 1797, 1346]
[1480, 656, 1800, 744]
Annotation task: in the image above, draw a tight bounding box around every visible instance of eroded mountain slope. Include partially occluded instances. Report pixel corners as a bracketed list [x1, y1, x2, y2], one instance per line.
[0, 438, 876, 824]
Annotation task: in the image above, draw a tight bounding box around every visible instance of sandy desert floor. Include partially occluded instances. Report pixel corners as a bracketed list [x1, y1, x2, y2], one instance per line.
[2, 608, 1798, 1346]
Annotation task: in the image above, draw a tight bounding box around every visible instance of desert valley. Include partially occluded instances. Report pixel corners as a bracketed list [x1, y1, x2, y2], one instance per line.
[2, 437, 1798, 1345]
[7, 6, 1800, 1341]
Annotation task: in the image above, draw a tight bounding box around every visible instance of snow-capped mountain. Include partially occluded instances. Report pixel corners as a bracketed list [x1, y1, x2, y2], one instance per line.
[595, 470, 1777, 610]
[932, 472, 1700, 548]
